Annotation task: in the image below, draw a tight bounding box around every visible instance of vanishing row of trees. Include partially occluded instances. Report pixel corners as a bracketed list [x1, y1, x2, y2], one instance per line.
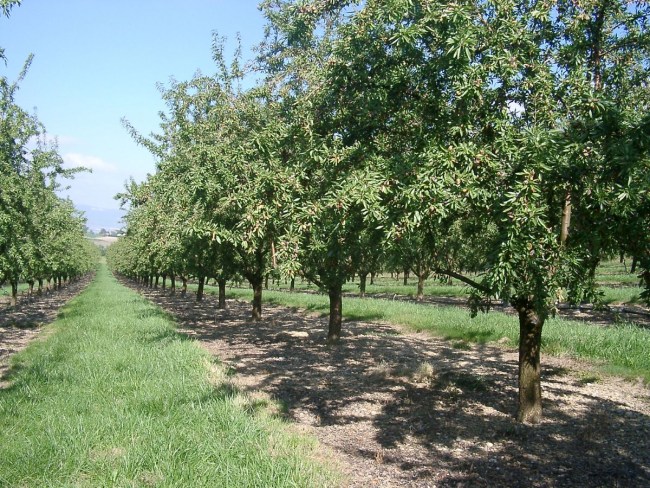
[1, 3, 98, 305]
[109, 0, 650, 424]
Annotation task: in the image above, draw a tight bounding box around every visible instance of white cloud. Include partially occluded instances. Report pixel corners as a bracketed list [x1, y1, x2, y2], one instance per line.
[63, 152, 117, 173]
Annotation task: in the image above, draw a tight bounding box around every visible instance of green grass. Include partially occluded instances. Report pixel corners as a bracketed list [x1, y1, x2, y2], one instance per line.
[596, 259, 642, 283]
[267, 275, 470, 298]
[601, 286, 642, 305]
[219, 287, 650, 383]
[0, 264, 336, 487]
[264, 262, 644, 306]
[0, 282, 29, 297]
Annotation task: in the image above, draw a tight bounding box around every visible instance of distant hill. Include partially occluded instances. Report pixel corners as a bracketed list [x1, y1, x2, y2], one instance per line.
[89, 236, 119, 248]
[76, 205, 125, 232]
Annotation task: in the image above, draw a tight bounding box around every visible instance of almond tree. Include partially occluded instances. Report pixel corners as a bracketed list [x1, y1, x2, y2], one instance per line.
[264, 0, 650, 422]
[1, 58, 92, 305]
[378, 0, 649, 423]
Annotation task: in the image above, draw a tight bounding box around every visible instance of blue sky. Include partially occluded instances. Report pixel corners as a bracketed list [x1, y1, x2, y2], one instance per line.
[0, 0, 267, 230]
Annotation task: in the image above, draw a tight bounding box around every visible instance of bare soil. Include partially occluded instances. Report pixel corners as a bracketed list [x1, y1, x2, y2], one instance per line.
[127, 283, 650, 488]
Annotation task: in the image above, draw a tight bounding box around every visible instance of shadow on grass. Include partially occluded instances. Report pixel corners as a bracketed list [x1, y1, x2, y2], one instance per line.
[344, 311, 386, 322]
[443, 328, 498, 343]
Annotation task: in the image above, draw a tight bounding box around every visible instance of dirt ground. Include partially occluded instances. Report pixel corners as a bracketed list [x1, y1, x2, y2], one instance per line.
[131, 283, 649, 488]
[1, 277, 649, 487]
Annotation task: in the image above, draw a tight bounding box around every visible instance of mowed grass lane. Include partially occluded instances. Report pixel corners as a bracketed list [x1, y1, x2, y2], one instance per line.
[0, 264, 335, 487]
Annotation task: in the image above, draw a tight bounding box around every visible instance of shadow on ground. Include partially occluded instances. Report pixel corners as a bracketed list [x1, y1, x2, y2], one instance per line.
[129, 280, 650, 488]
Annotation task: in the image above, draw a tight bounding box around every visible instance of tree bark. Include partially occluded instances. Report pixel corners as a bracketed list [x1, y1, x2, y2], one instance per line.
[290, 277, 295, 292]
[217, 278, 227, 309]
[516, 299, 545, 424]
[403, 268, 409, 286]
[370, 271, 376, 285]
[170, 274, 176, 294]
[197, 275, 205, 301]
[181, 276, 187, 296]
[154, 275, 159, 289]
[359, 272, 368, 298]
[162, 274, 167, 290]
[37, 278, 43, 296]
[327, 284, 343, 344]
[416, 274, 426, 301]
[10, 280, 18, 307]
[560, 190, 572, 245]
[251, 278, 263, 320]
[27, 280, 34, 297]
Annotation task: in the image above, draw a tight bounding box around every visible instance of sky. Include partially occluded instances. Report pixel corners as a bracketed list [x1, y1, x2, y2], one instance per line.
[0, 0, 267, 230]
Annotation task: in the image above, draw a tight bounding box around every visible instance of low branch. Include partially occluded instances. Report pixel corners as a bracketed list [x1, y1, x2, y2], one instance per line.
[434, 268, 491, 295]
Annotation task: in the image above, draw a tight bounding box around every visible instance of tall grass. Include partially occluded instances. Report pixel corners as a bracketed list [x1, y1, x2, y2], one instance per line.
[601, 287, 642, 305]
[0, 264, 335, 487]
[221, 288, 650, 383]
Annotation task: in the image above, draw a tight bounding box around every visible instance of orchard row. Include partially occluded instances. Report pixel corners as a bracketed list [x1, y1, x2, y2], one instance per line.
[107, 1, 650, 423]
[0, 55, 98, 305]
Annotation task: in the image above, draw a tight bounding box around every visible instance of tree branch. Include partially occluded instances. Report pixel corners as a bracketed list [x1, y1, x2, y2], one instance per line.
[434, 268, 491, 294]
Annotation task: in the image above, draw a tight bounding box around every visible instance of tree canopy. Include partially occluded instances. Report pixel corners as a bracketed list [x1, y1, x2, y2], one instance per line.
[110, 0, 650, 423]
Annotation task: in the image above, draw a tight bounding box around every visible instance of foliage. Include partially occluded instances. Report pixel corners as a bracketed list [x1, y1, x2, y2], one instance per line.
[0, 57, 95, 300]
[110, 0, 649, 421]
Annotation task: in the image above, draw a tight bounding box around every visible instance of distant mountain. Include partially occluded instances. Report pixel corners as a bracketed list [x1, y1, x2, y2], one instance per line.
[76, 205, 125, 232]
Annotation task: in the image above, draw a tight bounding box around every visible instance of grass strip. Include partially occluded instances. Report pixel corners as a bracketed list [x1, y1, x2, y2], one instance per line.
[219, 287, 650, 383]
[260, 274, 643, 305]
[0, 264, 336, 487]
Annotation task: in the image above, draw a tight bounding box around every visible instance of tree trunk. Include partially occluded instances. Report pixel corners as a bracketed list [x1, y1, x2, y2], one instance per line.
[27, 280, 34, 297]
[181, 276, 187, 296]
[416, 274, 425, 301]
[162, 274, 167, 290]
[359, 272, 368, 298]
[251, 278, 263, 320]
[370, 271, 376, 285]
[265, 273, 269, 290]
[170, 275, 176, 294]
[217, 278, 227, 309]
[631, 256, 638, 274]
[10, 280, 18, 307]
[154, 275, 159, 289]
[290, 277, 295, 292]
[327, 284, 343, 344]
[560, 190, 572, 245]
[37, 278, 43, 296]
[403, 268, 409, 286]
[197, 275, 205, 301]
[516, 300, 545, 424]
[57, 276, 62, 289]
